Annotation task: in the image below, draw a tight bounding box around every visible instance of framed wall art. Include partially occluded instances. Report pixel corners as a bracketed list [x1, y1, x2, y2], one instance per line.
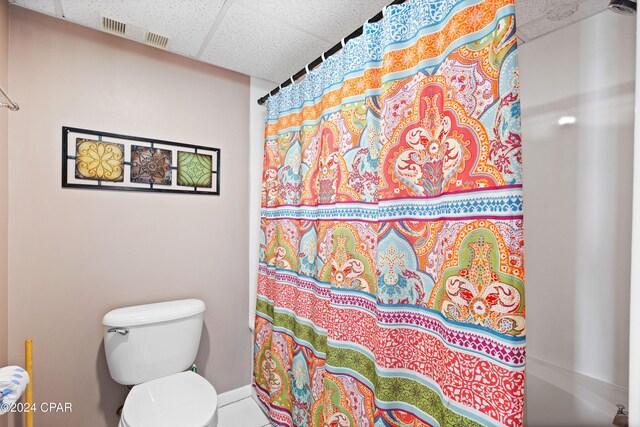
[62, 126, 220, 195]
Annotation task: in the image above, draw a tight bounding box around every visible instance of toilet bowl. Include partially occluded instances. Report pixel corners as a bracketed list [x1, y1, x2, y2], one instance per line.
[118, 371, 218, 427]
[103, 299, 217, 427]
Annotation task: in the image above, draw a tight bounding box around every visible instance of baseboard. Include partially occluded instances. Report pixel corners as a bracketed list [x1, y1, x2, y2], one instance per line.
[218, 384, 252, 408]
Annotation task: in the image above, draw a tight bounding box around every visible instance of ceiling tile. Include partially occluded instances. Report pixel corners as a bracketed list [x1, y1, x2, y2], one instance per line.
[60, 0, 226, 56]
[516, 0, 609, 40]
[200, 1, 333, 83]
[234, 0, 391, 44]
[514, 0, 551, 26]
[11, 0, 57, 16]
[10, 0, 615, 82]
[562, 0, 610, 18]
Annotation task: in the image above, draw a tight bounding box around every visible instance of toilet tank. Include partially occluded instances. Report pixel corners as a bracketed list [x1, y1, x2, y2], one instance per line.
[103, 299, 205, 385]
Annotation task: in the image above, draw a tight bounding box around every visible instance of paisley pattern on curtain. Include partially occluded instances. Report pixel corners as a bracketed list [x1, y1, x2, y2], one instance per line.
[254, 1, 524, 426]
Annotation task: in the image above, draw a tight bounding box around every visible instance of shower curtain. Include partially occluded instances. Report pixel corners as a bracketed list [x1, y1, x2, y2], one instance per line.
[254, 0, 525, 426]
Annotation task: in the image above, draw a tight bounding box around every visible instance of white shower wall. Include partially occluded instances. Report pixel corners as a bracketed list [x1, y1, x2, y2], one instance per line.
[520, 9, 634, 425]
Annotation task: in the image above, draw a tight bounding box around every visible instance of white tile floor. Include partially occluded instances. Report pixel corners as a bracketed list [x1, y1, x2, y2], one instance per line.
[217, 396, 272, 427]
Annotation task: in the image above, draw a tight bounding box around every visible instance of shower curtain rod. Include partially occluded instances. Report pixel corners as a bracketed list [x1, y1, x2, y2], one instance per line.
[0, 87, 19, 111]
[256, 0, 407, 106]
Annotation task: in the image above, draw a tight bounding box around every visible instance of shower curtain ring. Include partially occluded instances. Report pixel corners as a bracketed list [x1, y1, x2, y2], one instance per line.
[321, 52, 326, 62]
[305, 64, 310, 75]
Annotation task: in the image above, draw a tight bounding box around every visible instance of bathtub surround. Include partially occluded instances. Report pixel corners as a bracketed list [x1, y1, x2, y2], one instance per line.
[7, 6, 250, 427]
[519, 9, 634, 425]
[255, 0, 525, 425]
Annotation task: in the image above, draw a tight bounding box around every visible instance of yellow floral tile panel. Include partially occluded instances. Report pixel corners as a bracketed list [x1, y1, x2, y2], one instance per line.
[75, 139, 125, 182]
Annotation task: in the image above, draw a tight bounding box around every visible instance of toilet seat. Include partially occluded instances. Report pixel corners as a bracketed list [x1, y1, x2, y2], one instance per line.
[119, 371, 218, 427]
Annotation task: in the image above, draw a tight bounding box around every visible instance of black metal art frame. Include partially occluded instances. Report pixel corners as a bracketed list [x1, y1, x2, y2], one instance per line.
[62, 126, 221, 195]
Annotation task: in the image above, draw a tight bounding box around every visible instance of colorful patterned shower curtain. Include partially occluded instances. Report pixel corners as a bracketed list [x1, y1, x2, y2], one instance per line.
[253, 0, 525, 426]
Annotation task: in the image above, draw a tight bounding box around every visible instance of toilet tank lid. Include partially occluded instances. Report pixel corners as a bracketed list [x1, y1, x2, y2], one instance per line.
[102, 299, 205, 327]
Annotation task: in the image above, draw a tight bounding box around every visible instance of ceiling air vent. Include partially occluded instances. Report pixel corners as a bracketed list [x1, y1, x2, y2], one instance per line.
[145, 32, 169, 49]
[101, 16, 126, 36]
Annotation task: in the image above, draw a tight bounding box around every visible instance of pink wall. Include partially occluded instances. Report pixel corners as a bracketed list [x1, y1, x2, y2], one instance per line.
[0, 0, 9, 398]
[8, 6, 250, 427]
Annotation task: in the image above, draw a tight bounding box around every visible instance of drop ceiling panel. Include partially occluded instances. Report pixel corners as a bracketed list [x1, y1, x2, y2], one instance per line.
[199, 1, 334, 83]
[10, 0, 56, 15]
[9, 0, 616, 82]
[234, 0, 391, 44]
[516, 0, 608, 41]
[60, 0, 226, 56]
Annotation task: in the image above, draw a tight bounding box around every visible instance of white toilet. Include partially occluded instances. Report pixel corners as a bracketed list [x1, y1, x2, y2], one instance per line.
[103, 299, 218, 427]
